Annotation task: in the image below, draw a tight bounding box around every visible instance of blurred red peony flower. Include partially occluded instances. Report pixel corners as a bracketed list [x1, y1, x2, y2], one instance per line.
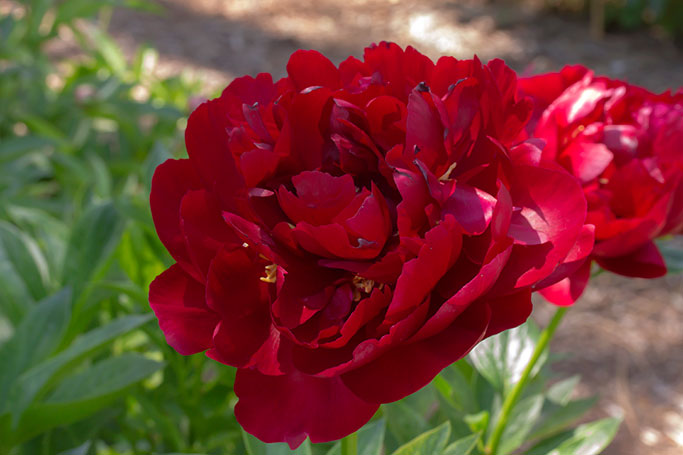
[519, 66, 683, 305]
[149, 43, 591, 447]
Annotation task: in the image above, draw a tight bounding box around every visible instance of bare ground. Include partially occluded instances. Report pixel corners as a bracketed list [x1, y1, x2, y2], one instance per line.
[105, 1, 683, 453]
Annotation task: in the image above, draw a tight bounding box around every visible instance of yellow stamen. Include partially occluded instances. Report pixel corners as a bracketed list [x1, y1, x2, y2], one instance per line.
[352, 275, 375, 301]
[260, 264, 278, 283]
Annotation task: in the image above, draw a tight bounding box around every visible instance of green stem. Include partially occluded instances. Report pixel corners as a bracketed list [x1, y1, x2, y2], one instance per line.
[485, 307, 569, 455]
[341, 431, 358, 455]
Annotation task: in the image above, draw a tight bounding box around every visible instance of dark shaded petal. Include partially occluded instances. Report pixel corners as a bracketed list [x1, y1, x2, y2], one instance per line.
[595, 241, 667, 278]
[234, 370, 379, 448]
[149, 265, 218, 355]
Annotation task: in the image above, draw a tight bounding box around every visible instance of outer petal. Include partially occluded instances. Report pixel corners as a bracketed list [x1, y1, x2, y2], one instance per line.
[287, 49, 341, 91]
[180, 189, 240, 279]
[484, 290, 533, 337]
[538, 258, 592, 306]
[205, 248, 273, 367]
[234, 369, 379, 448]
[186, 99, 247, 212]
[149, 265, 219, 355]
[500, 164, 587, 288]
[341, 301, 490, 404]
[150, 159, 203, 279]
[595, 240, 667, 278]
[533, 223, 595, 291]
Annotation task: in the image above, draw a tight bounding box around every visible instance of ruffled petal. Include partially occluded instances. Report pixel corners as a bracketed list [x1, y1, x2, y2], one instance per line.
[180, 189, 240, 279]
[150, 159, 204, 280]
[205, 248, 273, 367]
[149, 265, 218, 355]
[484, 290, 533, 337]
[234, 369, 379, 448]
[341, 301, 490, 404]
[287, 49, 340, 91]
[595, 240, 667, 278]
[185, 100, 248, 211]
[538, 258, 592, 306]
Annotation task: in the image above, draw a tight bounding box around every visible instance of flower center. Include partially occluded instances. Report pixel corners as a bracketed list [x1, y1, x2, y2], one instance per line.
[352, 275, 376, 301]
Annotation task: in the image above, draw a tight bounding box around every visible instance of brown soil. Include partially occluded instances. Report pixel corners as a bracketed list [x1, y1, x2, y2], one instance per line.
[106, 1, 683, 453]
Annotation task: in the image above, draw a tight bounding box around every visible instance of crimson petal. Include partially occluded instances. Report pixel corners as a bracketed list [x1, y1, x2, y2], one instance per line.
[149, 265, 218, 355]
[205, 248, 272, 367]
[287, 49, 341, 91]
[234, 369, 379, 448]
[595, 240, 667, 278]
[341, 301, 490, 404]
[150, 159, 204, 280]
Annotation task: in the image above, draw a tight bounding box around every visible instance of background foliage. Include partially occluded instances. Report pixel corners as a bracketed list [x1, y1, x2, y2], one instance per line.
[545, 0, 683, 39]
[0, 1, 678, 454]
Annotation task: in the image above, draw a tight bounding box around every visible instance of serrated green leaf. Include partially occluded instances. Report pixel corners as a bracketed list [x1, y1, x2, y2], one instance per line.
[0, 289, 71, 412]
[527, 417, 621, 455]
[529, 397, 599, 443]
[468, 320, 546, 393]
[442, 433, 479, 455]
[547, 376, 580, 406]
[241, 429, 312, 455]
[497, 394, 544, 455]
[391, 421, 451, 455]
[325, 419, 385, 455]
[7, 314, 152, 425]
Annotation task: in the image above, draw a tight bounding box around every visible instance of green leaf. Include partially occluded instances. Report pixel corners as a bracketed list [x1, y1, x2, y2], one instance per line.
[0, 136, 53, 163]
[384, 389, 432, 446]
[529, 397, 598, 442]
[496, 394, 544, 455]
[442, 433, 479, 455]
[463, 411, 489, 435]
[241, 429, 313, 455]
[0, 221, 50, 305]
[391, 421, 451, 455]
[325, 419, 385, 455]
[87, 153, 112, 198]
[61, 202, 122, 298]
[546, 375, 580, 406]
[658, 241, 683, 273]
[5, 205, 69, 280]
[46, 353, 162, 402]
[89, 27, 128, 77]
[468, 320, 546, 393]
[0, 289, 71, 412]
[11, 353, 162, 445]
[434, 361, 477, 413]
[527, 417, 621, 455]
[7, 314, 152, 425]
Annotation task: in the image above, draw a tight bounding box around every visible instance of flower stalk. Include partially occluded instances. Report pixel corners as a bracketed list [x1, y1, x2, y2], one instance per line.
[341, 431, 358, 455]
[484, 306, 569, 455]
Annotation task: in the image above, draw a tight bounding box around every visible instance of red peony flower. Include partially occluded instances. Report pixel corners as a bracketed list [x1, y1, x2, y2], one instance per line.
[149, 43, 590, 447]
[519, 66, 683, 305]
